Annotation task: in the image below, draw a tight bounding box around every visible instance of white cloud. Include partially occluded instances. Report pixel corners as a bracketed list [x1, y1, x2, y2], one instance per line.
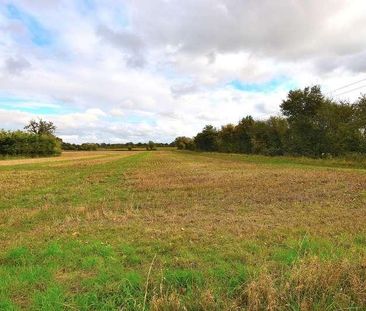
[1, 0, 366, 143]
[110, 107, 125, 117]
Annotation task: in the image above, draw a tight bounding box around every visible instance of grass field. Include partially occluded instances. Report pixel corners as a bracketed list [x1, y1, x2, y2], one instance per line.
[1, 150, 366, 310]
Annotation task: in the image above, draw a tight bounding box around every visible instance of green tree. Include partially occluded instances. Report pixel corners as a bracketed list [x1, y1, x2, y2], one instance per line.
[126, 142, 133, 151]
[146, 141, 156, 150]
[0, 130, 61, 157]
[217, 124, 237, 153]
[24, 119, 56, 136]
[250, 117, 289, 155]
[81, 143, 98, 151]
[174, 136, 194, 150]
[177, 86, 366, 157]
[234, 116, 255, 153]
[194, 125, 218, 151]
[353, 94, 366, 152]
[280, 86, 326, 156]
[264, 117, 289, 155]
[315, 100, 362, 155]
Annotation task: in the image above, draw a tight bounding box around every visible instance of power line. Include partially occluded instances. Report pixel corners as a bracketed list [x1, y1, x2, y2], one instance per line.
[333, 84, 366, 97]
[329, 77, 366, 93]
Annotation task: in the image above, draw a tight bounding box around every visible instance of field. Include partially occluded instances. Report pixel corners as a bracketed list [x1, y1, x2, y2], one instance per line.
[1, 150, 366, 310]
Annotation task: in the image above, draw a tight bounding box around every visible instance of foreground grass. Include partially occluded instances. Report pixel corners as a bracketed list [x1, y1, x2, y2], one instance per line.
[1, 151, 366, 310]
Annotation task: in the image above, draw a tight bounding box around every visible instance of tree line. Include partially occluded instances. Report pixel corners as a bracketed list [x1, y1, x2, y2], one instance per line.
[62, 141, 169, 151]
[174, 86, 366, 157]
[0, 119, 61, 157]
[1, 117, 168, 157]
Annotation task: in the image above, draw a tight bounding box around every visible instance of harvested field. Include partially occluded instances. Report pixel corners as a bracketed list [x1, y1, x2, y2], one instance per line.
[1, 150, 366, 310]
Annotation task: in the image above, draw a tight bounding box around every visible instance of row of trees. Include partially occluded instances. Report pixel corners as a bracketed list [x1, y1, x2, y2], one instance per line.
[1, 117, 167, 157]
[62, 140, 164, 151]
[175, 86, 366, 157]
[0, 119, 61, 157]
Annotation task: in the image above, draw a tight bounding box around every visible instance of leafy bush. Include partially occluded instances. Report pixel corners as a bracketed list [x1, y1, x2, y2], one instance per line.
[0, 130, 61, 157]
[146, 141, 157, 151]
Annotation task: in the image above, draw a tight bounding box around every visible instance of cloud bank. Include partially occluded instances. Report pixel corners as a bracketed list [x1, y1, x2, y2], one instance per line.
[1, 0, 366, 143]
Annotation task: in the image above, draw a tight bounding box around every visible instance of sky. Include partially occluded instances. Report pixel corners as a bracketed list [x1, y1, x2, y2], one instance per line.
[1, 0, 366, 143]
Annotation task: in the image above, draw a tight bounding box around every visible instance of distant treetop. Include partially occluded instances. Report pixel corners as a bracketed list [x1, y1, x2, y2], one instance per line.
[24, 119, 56, 136]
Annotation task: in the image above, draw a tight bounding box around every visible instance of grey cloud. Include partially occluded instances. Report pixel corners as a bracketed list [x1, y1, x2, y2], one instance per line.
[126, 0, 366, 70]
[206, 51, 216, 65]
[314, 50, 366, 74]
[254, 103, 269, 114]
[4, 57, 31, 75]
[341, 52, 366, 73]
[170, 83, 199, 97]
[196, 113, 222, 122]
[96, 25, 146, 68]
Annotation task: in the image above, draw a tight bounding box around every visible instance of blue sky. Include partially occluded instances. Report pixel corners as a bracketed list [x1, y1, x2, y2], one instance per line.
[6, 4, 53, 46]
[229, 78, 297, 94]
[0, 96, 77, 115]
[1, 0, 366, 143]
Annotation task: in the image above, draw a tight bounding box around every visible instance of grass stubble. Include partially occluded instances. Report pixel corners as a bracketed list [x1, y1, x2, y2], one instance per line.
[0, 150, 366, 310]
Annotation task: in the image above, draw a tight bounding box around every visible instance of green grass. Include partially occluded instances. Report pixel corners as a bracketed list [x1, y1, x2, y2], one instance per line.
[184, 150, 366, 170]
[1, 150, 366, 310]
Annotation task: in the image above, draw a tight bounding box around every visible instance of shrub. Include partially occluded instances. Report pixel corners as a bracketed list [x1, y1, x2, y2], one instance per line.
[0, 130, 61, 157]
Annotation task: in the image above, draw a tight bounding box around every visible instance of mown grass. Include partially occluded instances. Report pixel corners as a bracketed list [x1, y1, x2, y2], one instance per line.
[1, 150, 366, 310]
